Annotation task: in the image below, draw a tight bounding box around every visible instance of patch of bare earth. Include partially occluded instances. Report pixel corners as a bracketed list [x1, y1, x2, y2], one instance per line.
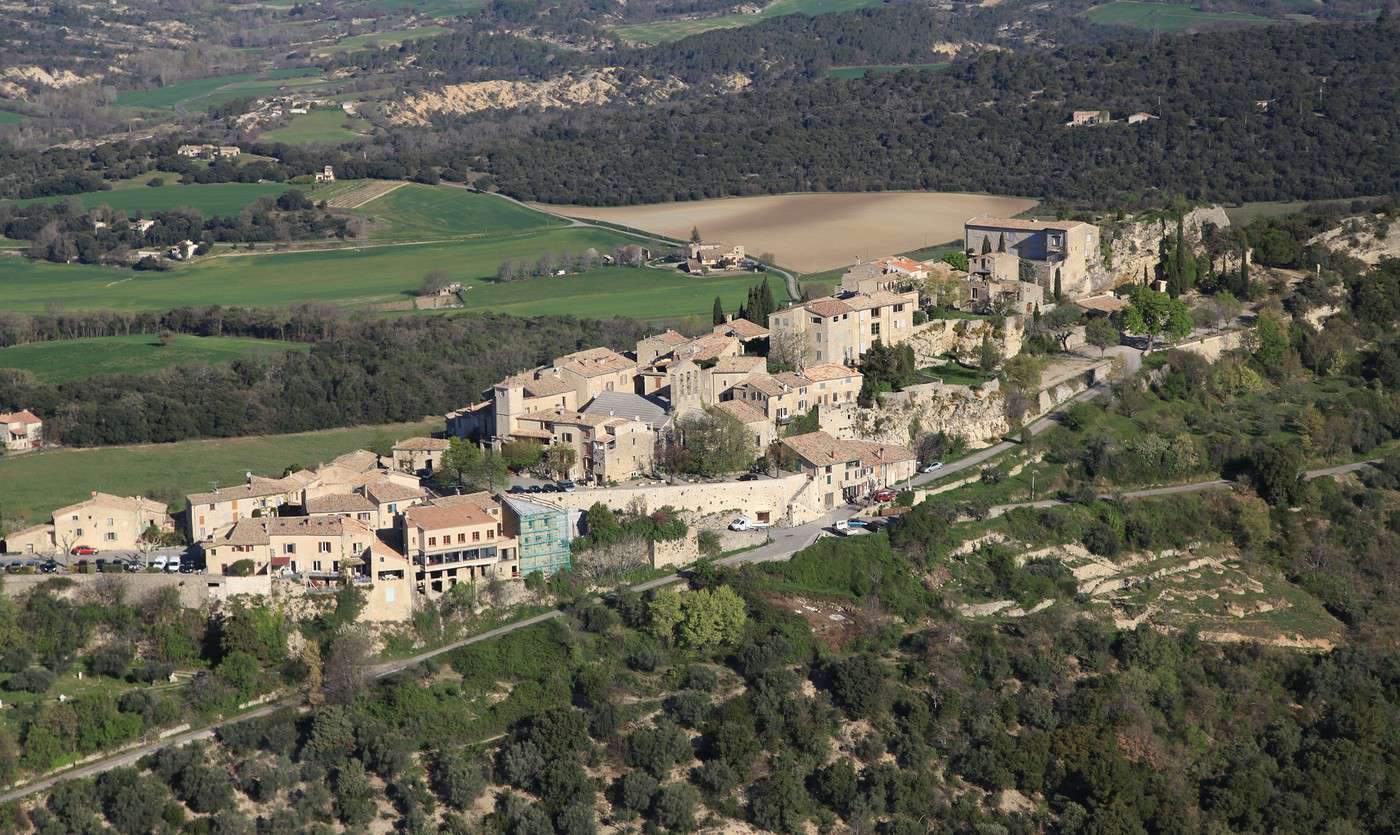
[535, 191, 1040, 272]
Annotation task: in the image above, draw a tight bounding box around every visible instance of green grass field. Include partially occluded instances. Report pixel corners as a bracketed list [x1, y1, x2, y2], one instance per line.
[14, 181, 295, 216]
[0, 110, 24, 125]
[360, 184, 561, 240]
[354, 0, 486, 16]
[825, 62, 949, 79]
[115, 68, 324, 111]
[259, 109, 372, 145]
[453, 266, 774, 320]
[1084, 1, 1272, 31]
[0, 334, 308, 384]
[612, 0, 887, 44]
[316, 25, 448, 53]
[0, 419, 441, 525]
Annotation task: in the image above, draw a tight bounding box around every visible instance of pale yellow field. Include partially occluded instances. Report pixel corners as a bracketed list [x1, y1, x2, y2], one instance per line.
[535, 191, 1039, 273]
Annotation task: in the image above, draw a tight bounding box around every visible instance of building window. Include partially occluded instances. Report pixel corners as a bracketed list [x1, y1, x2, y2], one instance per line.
[104, 532, 117, 542]
[318, 541, 332, 553]
[472, 531, 480, 542]
[284, 543, 296, 554]
[428, 536, 436, 547]
[105, 517, 114, 526]
[313, 560, 322, 572]
[457, 533, 466, 543]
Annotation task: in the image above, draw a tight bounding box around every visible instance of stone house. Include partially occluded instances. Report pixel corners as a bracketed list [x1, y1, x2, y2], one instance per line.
[728, 363, 863, 425]
[767, 289, 920, 367]
[685, 242, 746, 270]
[964, 216, 1100, 299]
[0, 410, 42, 453]
[3, 492, 171, 555]
[401, 498, 520, 596]
[1068, 110, 1110, 126]
[781, 431, 916, 509]
[714, 399, 775, 452]
[392, 436, 451, 476]
[510, 408, 656, 483]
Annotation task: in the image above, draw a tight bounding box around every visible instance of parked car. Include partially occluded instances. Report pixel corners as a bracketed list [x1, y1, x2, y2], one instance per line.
[728, 517, 771, 532]
[122, 559, 142, 572]
[527, 485, 544, 494]
[845, 518, 869, 528]
[507, 485, 527, 494]
[39, 561, 59, 574]
[558, 480, 577, 492]
[737, 473, 759, 482]
[70, 545, 97, 556]
[872, 489, 897, 503]
[920, 461, 944, 474]
[165, 560, 180, 573]
[150, 556, 167, 571]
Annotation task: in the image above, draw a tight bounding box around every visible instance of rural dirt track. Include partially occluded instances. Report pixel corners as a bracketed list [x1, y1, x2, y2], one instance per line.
[534, 191, 1039, 272]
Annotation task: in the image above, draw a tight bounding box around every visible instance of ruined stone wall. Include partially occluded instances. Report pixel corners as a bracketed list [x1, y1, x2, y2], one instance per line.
[546, 473, 825, 527]
[650, 534, 699, 569]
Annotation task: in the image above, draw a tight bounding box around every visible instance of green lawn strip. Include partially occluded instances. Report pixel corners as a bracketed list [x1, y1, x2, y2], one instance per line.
[359, 184, 562, 241]
[611, 0, 886, 44]
[12, 181, 293, 215]
[258, 109, 371, 144]
[1084, 1, 1272, 31]
[0, 334, 308, 384]
[317, 25, 448, 53]
[0, 419, 441, 525]
[0, 110, 24, 125]
[115, 68, 322, 110]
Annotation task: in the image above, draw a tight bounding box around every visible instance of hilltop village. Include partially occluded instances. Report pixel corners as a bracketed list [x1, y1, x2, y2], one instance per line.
[0, 210, 1246, 629]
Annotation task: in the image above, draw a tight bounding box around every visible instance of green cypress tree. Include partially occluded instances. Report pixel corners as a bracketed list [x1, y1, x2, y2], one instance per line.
[1054, 268, 1063, 302]
[981, 236, 992, 255]
[759, 279, 776, 325]
[712, 296, 725, 326]
[997, 232, 1006, 253]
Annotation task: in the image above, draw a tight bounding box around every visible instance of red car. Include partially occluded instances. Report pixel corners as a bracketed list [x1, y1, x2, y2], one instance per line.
[70, 545, 97, 556]
[872, 489, 897, 503]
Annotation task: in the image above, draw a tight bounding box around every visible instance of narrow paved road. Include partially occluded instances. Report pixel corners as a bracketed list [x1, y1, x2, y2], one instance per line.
[986, 459, 1378, 517]
[0, 376, 1116, 803]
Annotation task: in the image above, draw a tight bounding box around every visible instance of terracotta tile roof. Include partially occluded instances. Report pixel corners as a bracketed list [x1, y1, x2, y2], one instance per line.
[737, 376, 788, 397]
[53, 492, 168, 517]
[364, 480, 424, 504]
[0, 410, 41, 425]
[554, 347, 635, 378]
[393, 436, 450, 452]
[305, 493, 377, 514]
[369, 536, 407, 565]
[674, 333, 737, 362]
[214, 515, 373, 547]
[843, 290, 914, 311]
[644, 329, 690, 346]
[404, 502, 494, 530]
[782, 431, 914, 468]
[714, 399, 769, 425]
[966, 216, 1091, 232]
[328, 449, 381, 473]
[875, 256, 926, 273]
[1074, 294, 1129, 313]
[429, 491, 500, 515]
[772, 372, 809, 390]
[188, 478, 299, 506]
[713, 318, 769, 340]
[519, 375, 576, 398]
[803, 298, 853, 318]
[711, 355, 767, 374]
[800, 363, 862, 383]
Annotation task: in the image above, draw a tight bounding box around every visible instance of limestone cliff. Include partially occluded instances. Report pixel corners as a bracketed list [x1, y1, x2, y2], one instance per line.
[909, 316, 1023, 365]
[1091, 205, 1232, 292]
[1307, 214, 1400, 266]
[388, 68, 688, 125]
[831, 381, 1009, 449]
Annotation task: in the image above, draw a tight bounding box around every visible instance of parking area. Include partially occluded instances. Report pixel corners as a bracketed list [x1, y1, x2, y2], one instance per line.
[2, 545, 204, 576]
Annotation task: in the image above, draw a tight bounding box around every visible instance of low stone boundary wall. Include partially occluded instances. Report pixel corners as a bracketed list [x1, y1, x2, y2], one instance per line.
[548, 473, 822, 527]
[0, 572, 209, 608]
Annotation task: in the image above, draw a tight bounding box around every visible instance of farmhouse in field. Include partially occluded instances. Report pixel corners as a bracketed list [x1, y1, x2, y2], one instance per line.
[2, 492, 172, 556]
[1127, 111, 1157, 125]
[0, 409, 43, 453]
[767, 288, 920, 366]
[176, 143, 240, 159]
[315, 165, 336, 183]
[684, 241, 746, 273]
[964, 216, 1100, 299]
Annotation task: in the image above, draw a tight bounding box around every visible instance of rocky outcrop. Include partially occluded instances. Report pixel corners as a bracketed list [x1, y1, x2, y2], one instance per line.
[1091, 205, 1232, 292]
[1, 66, 101, 100]
[909, 316, 1023, 365]
[852, 381, 1009, 448]
[1307, 214, 1400, 266]
[388, 68, 687, 125]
